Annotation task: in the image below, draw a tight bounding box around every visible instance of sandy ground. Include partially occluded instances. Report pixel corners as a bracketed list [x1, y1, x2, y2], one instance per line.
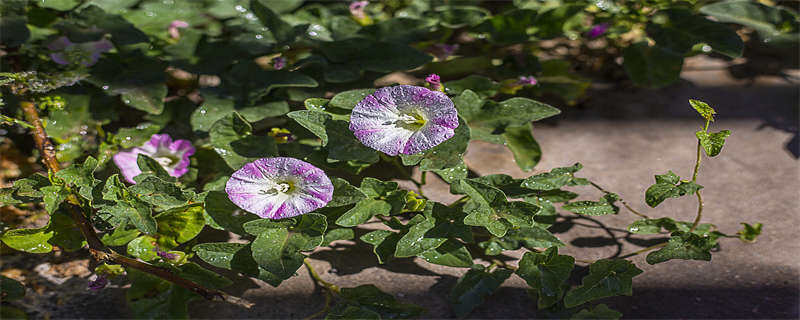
[1, 56, 798, 319]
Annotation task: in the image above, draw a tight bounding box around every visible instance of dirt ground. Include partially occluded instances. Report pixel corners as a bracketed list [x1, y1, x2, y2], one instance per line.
[1, 55, 798, 319]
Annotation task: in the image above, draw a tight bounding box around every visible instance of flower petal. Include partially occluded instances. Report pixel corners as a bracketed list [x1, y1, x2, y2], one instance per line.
[225, 157, 333, 219]
[113, 149, 144, 184]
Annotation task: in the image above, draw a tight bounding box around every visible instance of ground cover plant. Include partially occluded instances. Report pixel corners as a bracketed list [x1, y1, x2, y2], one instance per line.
[1, 0, 792, 318]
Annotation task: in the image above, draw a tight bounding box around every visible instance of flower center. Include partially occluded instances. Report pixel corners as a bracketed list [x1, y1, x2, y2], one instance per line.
[260, 181, 294, 196]
[153, 155, 178, 167]
[395, 111, 427, 130]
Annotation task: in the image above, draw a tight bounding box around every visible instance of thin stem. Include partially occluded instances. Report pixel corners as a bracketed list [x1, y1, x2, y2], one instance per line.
[490, 259, 517, 271]
[448, 196, 469, 208]
[589, 181, 649, 219]
[304, 259, 340, 294]
[618, 241, 668, 260]
[20, 100, 253, 309]
[689, 191, 704, 232]
[420, 171, 427, 185]
[1, 114, 35, 129]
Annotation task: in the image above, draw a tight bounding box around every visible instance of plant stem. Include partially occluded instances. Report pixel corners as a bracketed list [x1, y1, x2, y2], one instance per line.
[588, 181, 649, 219]
[1, 114, 35, 129]
[20, 100, 253, 309]
[448, 196, 469, 208]
[303, 259, 339, 320]
[618, 242, 668, 260]
[688, 120, 709, 232]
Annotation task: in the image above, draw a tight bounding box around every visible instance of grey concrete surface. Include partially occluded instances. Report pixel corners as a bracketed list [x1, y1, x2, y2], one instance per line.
[3, 58, 798, 319]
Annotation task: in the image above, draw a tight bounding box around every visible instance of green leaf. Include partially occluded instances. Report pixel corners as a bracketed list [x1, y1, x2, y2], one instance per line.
[0, 212, 79, 253]
[395, 209, 447, 257]
[563, 259, 643, 308]
[689, 99, 717, 122]
[449, 265, 513, 317]
[191, 95, 289, 132]
[572, 304, 623, 320]
[249, 214, 326, 280]
[2, 174, 50, 204]
[251, 0, 306, 45]
[135, 154, 175, 182]
[0, 15, 29, 47]
[75, 5, 148, 45]
[326, 120, 380, 163]
[696, 130, 731, 157]
[121, 83, 167, 115]
[700, 0, 800, 44]
[192, 243, 262, 279]
[737, 222, 763, 242]
[647, 9, 743, 58]
[562, 194, 620, 216]
[127, 235, 159, 261]
[154, 205, 205, 249]
[202, 191, 258, 236]
[209, 112, 278, 170]
[328, 178, 368, 207]
[335, 199, 391, 227]
[101, 225, 141, 246]
[503, 124, 542, 171]
[479, 227, 564, 255]
[402, 117, 470, 171]
[176, 263, 232, 289]
[360, 230, 402, 264]
[646, 231, 717, 264]
[329, 89, 376, 110]
[320, 39, 431, 73]
[41, 185, 69, 214]
[522, 163, 583, 191]
[360, 178, 399, 198]
[418, 239, 473, 267]
[129, 176, 194, 210]
[467, 97, 561, 135]
[433, 5, 491, 28]
[445, 76, 500, 98]
[324, 228, 355, 245]
[516, 247, 575, 308]
[0, 276, 25, 301]
[287, 110, 331, 144]
[97, 175, 157, 234]
[645, 171, 703, 208]
[328, 285, 425, 319]
[460, 180, 543, 237]
[623, 42, 684, 88]
[55, 156, 99, 201]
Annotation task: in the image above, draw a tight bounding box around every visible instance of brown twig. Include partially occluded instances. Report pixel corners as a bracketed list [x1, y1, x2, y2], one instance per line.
[20, 100, 253, 309]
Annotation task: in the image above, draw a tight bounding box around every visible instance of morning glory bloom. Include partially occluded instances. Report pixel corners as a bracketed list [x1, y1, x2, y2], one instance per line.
[272, 56, 287, 70]
[48, 36, 113, 67]
[587, 23, 609, 39]
[225, 157, 333, 219]
[517, 76, 538, 86]
[113, 134, 195, 184]
[349, 85, 458, 156]
[425, 74, 443, 92]
[168, 20, 189, 39]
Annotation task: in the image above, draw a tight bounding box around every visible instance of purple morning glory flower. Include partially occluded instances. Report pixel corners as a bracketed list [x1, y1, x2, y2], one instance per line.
[87, 275, 108, 291]
[425, 74, 442, 91]
[48, 36, 113, 67]
[168, 20, 190, 39]
[587, 23, 609, 39]
[349, 85, 458, 156]
[349, 1, 368, 19]
[225, 157, 334, 219]
[112, 134, 195, 184]
[272, 56, 287, 70]
[517, 76, 538, 86]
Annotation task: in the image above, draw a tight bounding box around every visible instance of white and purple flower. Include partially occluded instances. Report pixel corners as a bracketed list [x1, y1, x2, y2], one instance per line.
[517, 75, 538, 86]
[168, 20, 190, 39]
[349, 85, 458, 156]
[225, 157, 333, 219]
[112, 134, 195, 184]
[48, 36, 113, 67]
